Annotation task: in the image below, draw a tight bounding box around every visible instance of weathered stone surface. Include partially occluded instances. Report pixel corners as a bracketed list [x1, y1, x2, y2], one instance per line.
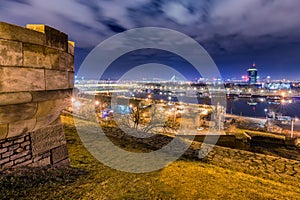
[0, 103, 38, 124]
[0, 147, 7, 154]
[2, 150, 14, 158]
[38, 99, 69, 117]
[45, 26, 68, 51]
[26, 24, 68, 51]
[0, 124, 8, 140]
[0, 39, 22, 66]
[15, 157, 32, 166]
[0, 158, 10, 166]
[7, 118, 36, 138]
[45, 70, 69, 90]
[68, 41, 75, 55]
[31, 123, 66, 155]
[59, 52, 74, 71]
[23, 43, 59, 69]
[34, 115, 60, 131]
[0, 67, 45, 93]
[54, 158, 70, 166]
[0, 92, 32, 106]
[31, 89, 72, 102]
[51, 145, 69, 164]
[29, 156, 50, 167]
[10, 150, 30, 161]
[0, 22, 72, 169]
[0, 22, 45, 45]
[68, 72, 75, 88]
[25, 24, 46, 33]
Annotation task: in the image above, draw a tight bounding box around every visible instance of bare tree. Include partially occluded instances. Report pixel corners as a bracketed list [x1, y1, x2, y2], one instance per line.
[113, 101, 178, 134]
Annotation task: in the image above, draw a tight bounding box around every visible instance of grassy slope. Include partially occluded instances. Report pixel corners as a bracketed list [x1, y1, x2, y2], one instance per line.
[1, 115, 299, 199]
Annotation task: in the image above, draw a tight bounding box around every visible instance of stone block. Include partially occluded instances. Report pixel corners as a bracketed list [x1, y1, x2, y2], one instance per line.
[7, 118, 36, 138]
[25, 24, 45, 33]
[31, 89, 72, 102]
[0, 157, 9, 165]
[2, 161, 14, 168]
[54, 158, 70, 167]
[15, 158, 32, 167]
[0, 124, 8, 140]
[0, 22, 45, 45]
[10, 150, 30, 161]
[8, 143, 20, 151]
[29, 156, 50, 167]
[0, 39, 22, 66]
[31, 123, 66, 155]
[0, 103, 38, 124]
[32, 151, 50, 162]
[45, 26, 68, 51]
[0, 67, 45, 93]
[68, 41, 75, 55]
[23, 43, 59, 69]
[45, 70, 69, 90]
[2, 141, 13, 147]
[0, 92, 32, 106]
[2, 150, 13, 158]
[50, 117, 63, 126]
[34, 115, 60, 131]
[33, 99, 70, 130]
[51, 145, 69, 164]
[13, 136, 26, 144]
[68, 72, 75, 88]
[59, 52, 74, 71]
[36, 99, 70, 118]
[21, 141, 31, 148]
[15, 147, 23, 153]
[0, 147, 7, 154]
[26, 24, 68, 51]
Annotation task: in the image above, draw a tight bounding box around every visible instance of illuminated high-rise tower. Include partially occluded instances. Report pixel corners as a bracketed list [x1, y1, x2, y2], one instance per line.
[247, 63, 258, 84]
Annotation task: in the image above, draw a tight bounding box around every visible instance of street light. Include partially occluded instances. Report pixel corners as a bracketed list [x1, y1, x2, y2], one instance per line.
[264, 109, 268, 119]
[291, 117, 299, 138]
[74, 101, 81, 108]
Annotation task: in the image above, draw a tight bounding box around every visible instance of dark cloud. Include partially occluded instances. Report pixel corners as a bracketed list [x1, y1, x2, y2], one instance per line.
[102, 20, 127, 33]
[0, 0, 299, 79]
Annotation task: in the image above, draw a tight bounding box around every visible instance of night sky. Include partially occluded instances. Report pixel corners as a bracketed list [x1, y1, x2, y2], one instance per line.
[1, 0, 300, 80]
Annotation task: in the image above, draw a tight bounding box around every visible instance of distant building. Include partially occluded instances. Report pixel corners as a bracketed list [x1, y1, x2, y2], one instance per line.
[247, 63, 258, 84]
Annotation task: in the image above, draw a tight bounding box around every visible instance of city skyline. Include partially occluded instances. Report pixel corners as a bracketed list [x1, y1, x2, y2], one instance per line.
[1, 0, 300, 80]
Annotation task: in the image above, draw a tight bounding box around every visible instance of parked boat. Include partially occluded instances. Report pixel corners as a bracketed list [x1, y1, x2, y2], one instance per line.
[239, 93, 252, 98]
[247, 99, 258, 106]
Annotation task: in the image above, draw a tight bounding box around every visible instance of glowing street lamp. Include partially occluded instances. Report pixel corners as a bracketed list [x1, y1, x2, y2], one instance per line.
[264, 109, 268, 120]
[74, 101, 81, 108]
[291, 117, 299, 138]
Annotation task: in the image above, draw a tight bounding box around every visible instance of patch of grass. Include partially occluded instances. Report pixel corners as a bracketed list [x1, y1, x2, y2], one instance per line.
[230, 128, 285, 140]
[1, 114, 299, 199]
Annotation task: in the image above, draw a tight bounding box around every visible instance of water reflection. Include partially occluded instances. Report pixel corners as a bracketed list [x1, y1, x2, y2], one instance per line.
[227, 98, 300, 118]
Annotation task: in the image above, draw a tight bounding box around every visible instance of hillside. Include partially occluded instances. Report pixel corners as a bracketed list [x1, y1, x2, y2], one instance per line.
[1, 114, 299, 199]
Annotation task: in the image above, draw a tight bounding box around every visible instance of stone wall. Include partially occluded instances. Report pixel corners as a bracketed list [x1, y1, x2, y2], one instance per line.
[0, 22, 74, 169]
